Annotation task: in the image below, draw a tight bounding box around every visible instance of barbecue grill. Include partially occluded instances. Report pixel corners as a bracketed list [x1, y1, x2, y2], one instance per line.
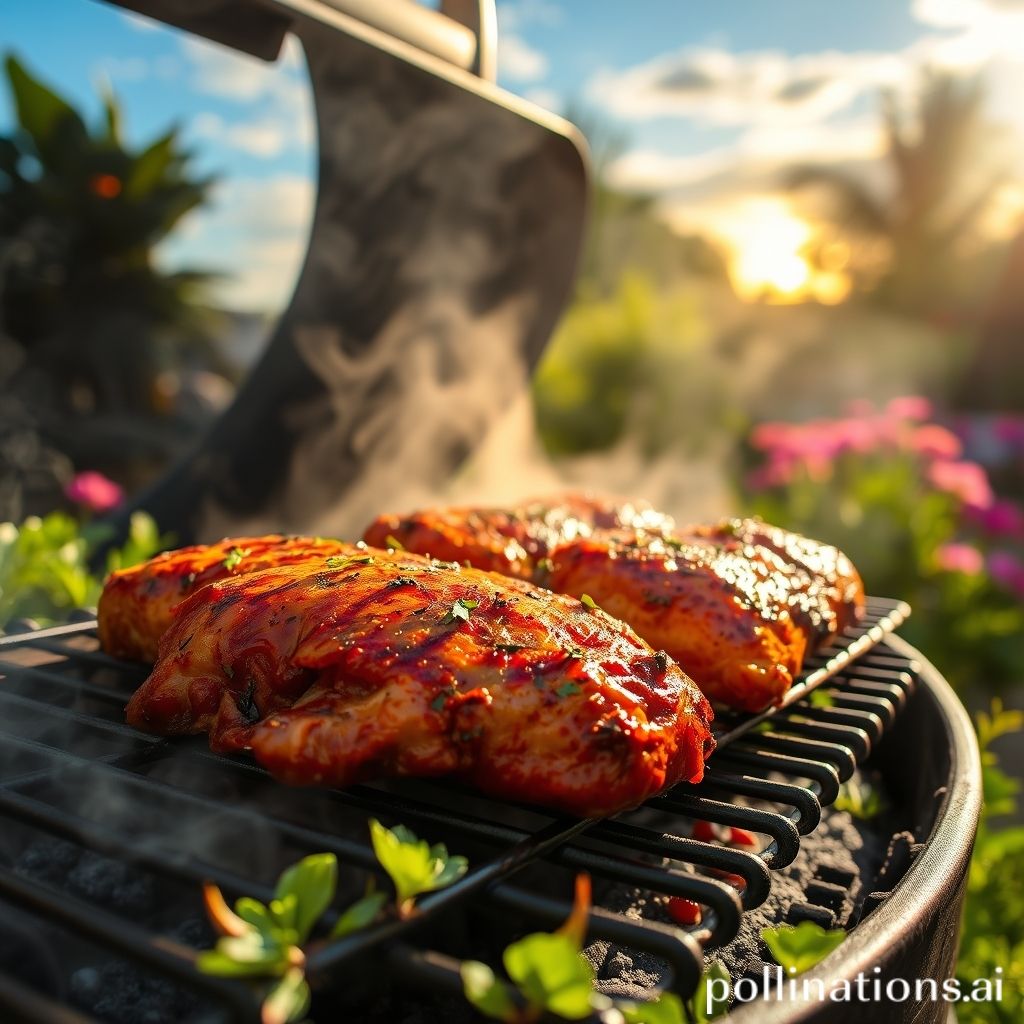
[2, 1, 983, 1022]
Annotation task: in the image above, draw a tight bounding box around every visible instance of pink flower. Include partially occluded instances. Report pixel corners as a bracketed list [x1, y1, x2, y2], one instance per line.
[886, 396, 933, 422]
[65, 471, 124, 513]
[926, 459, 994, 509]
[909, 424, 963, 461]
[934, 542, 983, 575]
[965, 499, 1024, 538]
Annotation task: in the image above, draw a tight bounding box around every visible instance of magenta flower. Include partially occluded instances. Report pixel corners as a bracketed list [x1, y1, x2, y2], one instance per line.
[988, 551, 1024, 599]
[926, 459, 994, 509]
[65, 471, 124, 513]
[909, 424, 963, 461]
[965, 499, 1024, 538]
[934, 542, 984, 575]
[886, 396, 933, 422]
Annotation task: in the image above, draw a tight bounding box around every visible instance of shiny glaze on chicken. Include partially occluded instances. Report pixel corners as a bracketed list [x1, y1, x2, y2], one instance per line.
[364, 497, 865, 712]
[124, 549, 714, 817]
[98, 535, 354, 662]
[363, 493, 673, 579]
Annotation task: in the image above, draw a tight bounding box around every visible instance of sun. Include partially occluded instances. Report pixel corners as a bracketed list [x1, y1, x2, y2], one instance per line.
[714, 196, 852, 305]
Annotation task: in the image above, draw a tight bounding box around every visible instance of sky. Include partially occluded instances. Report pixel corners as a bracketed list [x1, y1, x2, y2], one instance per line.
[4, 0, 1024, 311]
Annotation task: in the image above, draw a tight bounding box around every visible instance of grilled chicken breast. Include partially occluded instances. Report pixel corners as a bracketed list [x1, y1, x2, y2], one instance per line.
[98, 535, 354, 662]
[364, 493, 674, 579]
[365, 498, 864, 712]
[124, 550, 714, 816]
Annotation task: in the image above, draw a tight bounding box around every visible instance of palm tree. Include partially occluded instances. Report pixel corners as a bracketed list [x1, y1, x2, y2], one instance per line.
[0, 53, 218, 415]
[788, 70, 1009, 315]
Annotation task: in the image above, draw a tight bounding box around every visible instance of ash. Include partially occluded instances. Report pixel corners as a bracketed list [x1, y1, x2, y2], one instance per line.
[585, 769, 916, 999]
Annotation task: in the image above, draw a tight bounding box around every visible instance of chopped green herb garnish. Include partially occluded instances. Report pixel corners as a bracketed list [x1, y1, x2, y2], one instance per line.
[325, 555, 373, 570]
[222, 546, 249, 571]
[580, 593, 600, 612]
[384, 534, 405, 551]
[556, 682, 582, 698]
[565, 647, 585, 661]
[441, 597, 480, 625]
[494, 643, 525, 654]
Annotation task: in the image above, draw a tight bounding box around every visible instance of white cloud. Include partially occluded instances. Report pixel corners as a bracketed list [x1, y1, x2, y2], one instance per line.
[181, 34, 313, 159]
[498, 0, 563, 31]
[496, 1, 558, 83]
[158, 174, 316, 312]
[589, 46, 908, 129]
[193, 112, 302, 158]
[498, 34, 549, 82]
[523, 87, 561, 112]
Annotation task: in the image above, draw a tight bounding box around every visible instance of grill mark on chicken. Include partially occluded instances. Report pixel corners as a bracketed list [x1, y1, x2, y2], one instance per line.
[122, 549, 714, 817]
[364, 496, 864, 712]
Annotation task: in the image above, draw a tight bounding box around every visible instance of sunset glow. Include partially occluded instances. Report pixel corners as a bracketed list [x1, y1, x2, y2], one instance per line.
[717, 197, 853, 305]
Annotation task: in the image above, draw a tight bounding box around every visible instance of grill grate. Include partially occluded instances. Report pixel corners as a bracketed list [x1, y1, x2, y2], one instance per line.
[0, 598, 914, 1022]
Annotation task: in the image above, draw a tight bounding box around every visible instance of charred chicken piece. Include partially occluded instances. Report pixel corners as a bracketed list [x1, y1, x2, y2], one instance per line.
[125, 550, 714, 817]
[364, 498, 865, 712]
[98, 535, 355, 662]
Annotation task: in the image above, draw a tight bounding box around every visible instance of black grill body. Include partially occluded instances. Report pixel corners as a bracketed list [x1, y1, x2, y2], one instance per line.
[0, 600, 982, 1023]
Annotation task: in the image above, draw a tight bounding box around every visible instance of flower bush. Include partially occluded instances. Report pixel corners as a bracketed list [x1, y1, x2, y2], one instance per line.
[0, 508, 167, 630]
[740, 396, 1024, 690]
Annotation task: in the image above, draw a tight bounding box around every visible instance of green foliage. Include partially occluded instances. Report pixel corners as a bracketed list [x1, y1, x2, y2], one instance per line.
[261, 968, 311, 1024]
[198, 851, 386, 1023]
[833, 777, 887, 820]
[761, 922, 846, 974]
[0, 52, 219, 463]
[620, 991, 687, 1024]
[0, 510, 166, 628]
[369, 818, 468, 912]
[956, 700, 1024, 1024]
[532, 274, 730, 458]
[691, 962, 732, 1022]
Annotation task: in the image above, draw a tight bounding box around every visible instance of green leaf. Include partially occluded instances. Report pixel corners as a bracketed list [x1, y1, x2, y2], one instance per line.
[325, 554, 373, 571]
[460, 960, 519, 1022]
[5, 54, 86, 156]
[197, 928, 288, 977]
[833, 778, 885, 819]
[268, 894, 299, 941]
[369, 819, 468, 909]
[384, 534, 405, 550]
[580, 593, 600, 611]
[761, 922, 846, 975]
[235, 897, 274, 935]
[274, 852, 338, 944]
[197, 950, 283, 978]
[982, 764, 1020, 819]
[503, 932, 594, 1020]
[440, 597, 480, 626]
[620, 990, 687, 1024]
[330, 890, 387, 939]
[691, 962, 731, 1021]
[262, 966, 311, 1024]
[222, 546, 249, 571]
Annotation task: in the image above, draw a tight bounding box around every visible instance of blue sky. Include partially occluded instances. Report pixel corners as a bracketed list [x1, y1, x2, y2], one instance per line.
[4, 0, 1024, 310]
